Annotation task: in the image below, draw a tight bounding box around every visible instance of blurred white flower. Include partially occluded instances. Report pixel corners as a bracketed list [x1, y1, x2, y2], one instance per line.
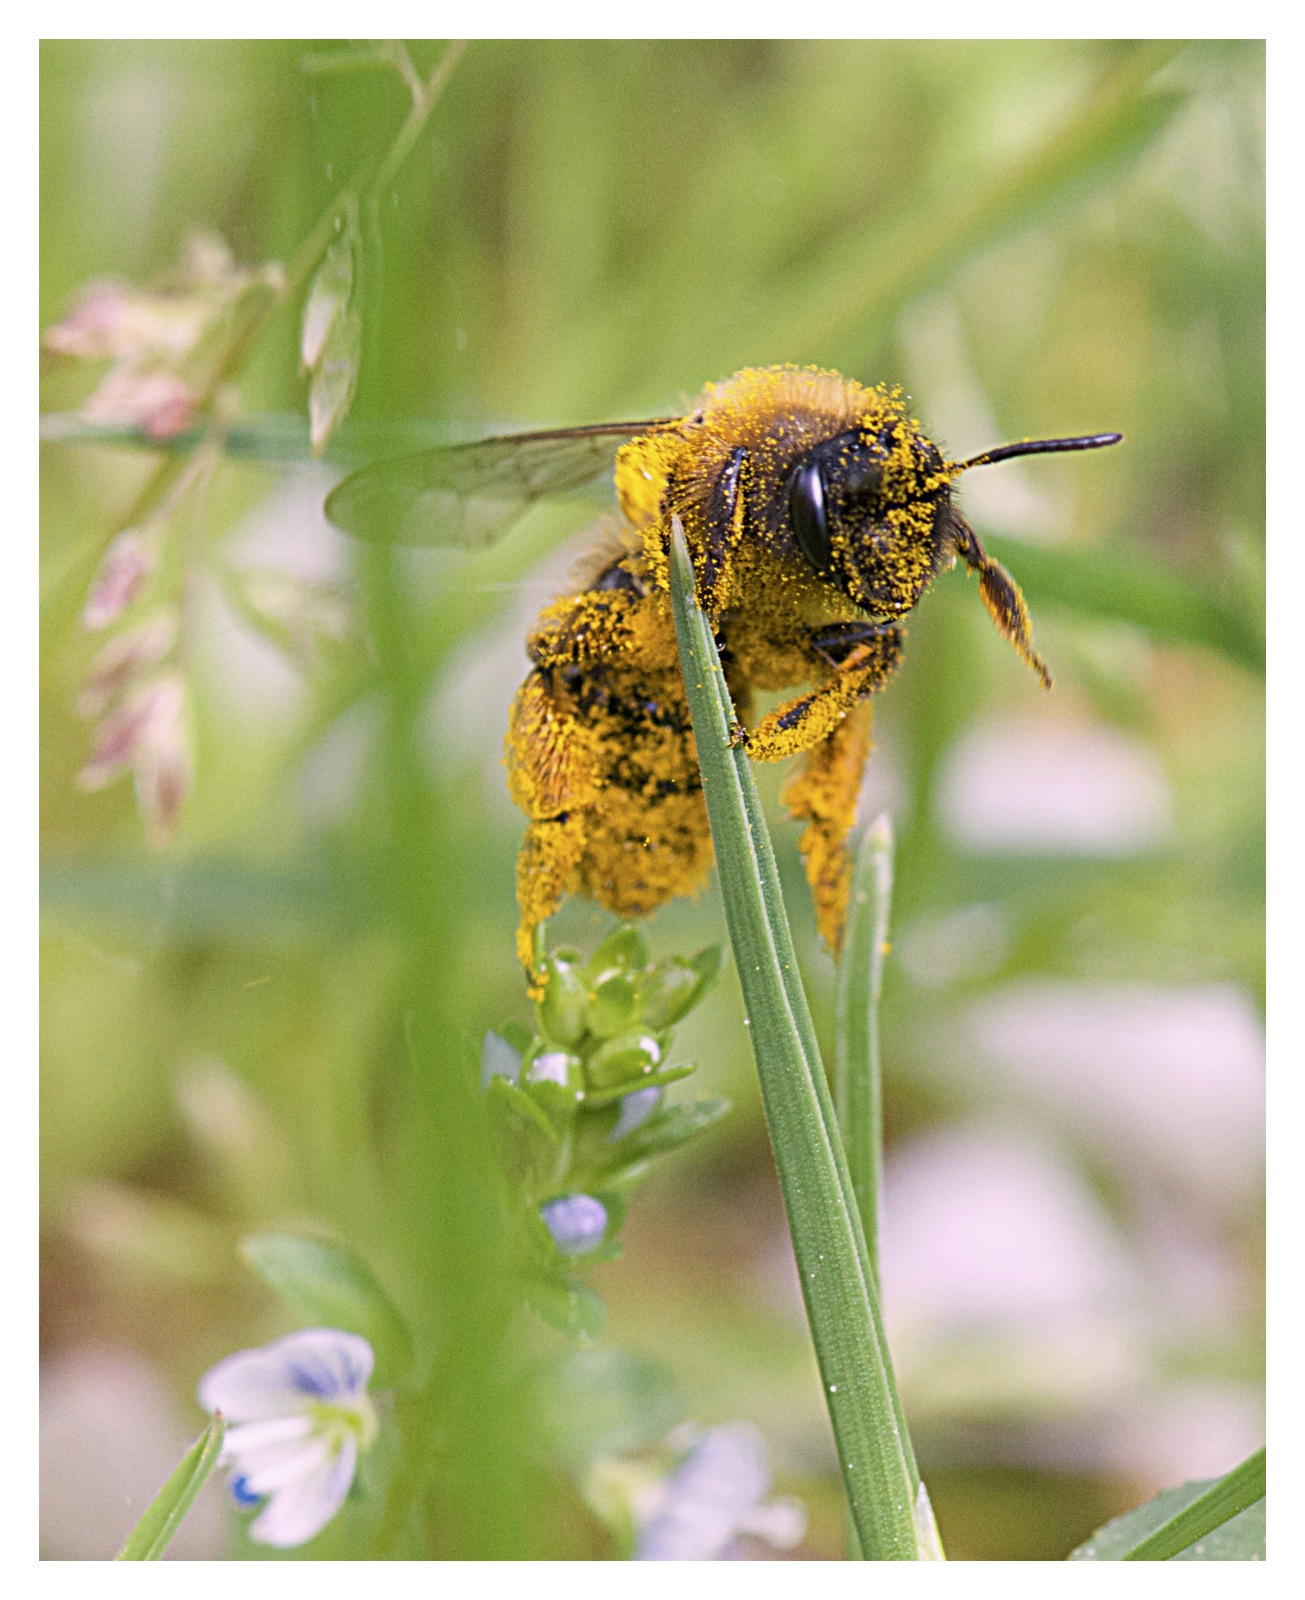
[633, 1423, 806, 1560]
[936, 718, 1172, 855]
[198, 1329, 377, 1549]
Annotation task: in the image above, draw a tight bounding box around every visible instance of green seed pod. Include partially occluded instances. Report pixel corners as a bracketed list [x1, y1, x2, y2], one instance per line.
[537, 954, 589, 1046]
[637, 960, 698, 1030]
[586, 1031, 663, 1091]
[585, 970, 643, 1039]
[585, 925, 651, 979]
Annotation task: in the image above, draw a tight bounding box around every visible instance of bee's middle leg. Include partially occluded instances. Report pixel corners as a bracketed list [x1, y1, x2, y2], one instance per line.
[742, 622, 903, 762]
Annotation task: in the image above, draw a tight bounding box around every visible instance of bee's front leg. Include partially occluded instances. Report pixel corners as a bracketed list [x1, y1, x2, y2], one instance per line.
[741, 621, 903, 762]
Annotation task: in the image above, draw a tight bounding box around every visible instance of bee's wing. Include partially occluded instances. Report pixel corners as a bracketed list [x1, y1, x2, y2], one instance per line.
[323, 419, 675, 548]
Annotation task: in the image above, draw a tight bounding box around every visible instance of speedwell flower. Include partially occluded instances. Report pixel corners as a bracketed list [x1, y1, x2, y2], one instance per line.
[197, 1328, 378, 1548]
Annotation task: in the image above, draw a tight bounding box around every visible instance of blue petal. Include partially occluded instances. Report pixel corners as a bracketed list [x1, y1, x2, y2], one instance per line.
[285, 1352, 340, 1399]
[606, 1086, 661, 1143]
[230, 1474, 264, 1509]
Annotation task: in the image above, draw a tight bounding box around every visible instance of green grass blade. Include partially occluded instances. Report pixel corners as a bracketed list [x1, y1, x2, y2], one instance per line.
[668, 520, 919, 1560]
[115, 1412, 226, 1560]
[834, 813, 894, 1279]
[985, 535, 1265, 678]
[1120, 1448, 1266, 1560]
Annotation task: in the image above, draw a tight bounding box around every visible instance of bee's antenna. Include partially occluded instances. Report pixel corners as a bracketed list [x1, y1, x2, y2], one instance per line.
[956, 432, 1122, 473]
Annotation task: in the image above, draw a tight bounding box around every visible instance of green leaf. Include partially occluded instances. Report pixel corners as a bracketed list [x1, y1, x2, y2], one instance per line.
[613, 1097, 732, 1159]
[239, 1233, 414, 1386]
[1071, 1448, 1266, 1560]
[532, 1346, 684, 1468]
[116, 1413, 226, 1560]
[986, 535, 1265, 677]
[581, 1063, 697, 1108]
[523, 1276, 607, 1343]
[834, 814, 894, 1281]
[667, 520, 922, 1560]
[486, 1074, 562, 1192]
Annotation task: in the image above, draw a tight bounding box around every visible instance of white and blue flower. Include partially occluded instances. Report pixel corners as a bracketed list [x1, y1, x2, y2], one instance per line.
[198, 1328, 378, 1548]
[634, 1423, 806, 1560]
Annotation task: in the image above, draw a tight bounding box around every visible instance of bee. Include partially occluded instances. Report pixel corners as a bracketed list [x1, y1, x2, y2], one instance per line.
[326, 365, 1121, 986]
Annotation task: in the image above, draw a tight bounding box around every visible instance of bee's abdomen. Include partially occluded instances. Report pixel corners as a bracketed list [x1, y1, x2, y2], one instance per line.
[507, 578, 713, 930]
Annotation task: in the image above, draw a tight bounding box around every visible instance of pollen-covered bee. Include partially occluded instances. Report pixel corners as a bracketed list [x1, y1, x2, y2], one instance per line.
[326, 365, 1120, 985]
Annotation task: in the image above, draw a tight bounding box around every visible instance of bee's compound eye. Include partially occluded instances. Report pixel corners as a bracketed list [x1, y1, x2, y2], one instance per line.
[788, 459, 832, 572]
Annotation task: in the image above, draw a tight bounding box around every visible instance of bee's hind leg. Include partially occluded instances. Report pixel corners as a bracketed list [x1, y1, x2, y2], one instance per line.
[780, 700, 876, 958]
[504, 669, 600, 994]
[514, 813, 589, 985]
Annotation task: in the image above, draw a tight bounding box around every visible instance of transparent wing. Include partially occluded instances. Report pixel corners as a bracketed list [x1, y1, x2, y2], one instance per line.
[323, 419, 675, 548]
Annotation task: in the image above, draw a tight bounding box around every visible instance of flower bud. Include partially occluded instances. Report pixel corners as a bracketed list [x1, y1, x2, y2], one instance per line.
[540, 1193, 608, 1257]
[638, 961, 698, 1030]
[79, 673, 192, 846]
[524, 1047, 585, 1113]
[587, 1031, 663, 1092]
[537, 955, 589, 1046]
[130, 676, 193, 846]
[83, 368, 199, 439]
[82, 528, 160, 630]
[77, 611, 177, 717]
[300, 235, 353, 371]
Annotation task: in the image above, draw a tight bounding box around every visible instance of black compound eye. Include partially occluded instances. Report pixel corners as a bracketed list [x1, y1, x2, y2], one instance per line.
[788, 459, 831, 572]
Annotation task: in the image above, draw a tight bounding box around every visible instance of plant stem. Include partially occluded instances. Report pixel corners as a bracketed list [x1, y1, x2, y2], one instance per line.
[668, 519, 920, 1560]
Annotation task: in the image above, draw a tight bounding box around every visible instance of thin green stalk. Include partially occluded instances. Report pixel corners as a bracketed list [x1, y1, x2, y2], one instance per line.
[834, 813, 894, 1278]
[668, 520, 919, 1560]
[833, 813, 897, 1561]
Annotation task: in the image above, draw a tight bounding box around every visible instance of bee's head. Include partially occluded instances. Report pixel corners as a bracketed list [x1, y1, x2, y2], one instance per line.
[785, 418, 950, 622]
[786, 418, 1122, 688]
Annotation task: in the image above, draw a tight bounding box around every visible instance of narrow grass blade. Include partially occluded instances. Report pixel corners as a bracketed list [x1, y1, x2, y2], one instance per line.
[1119, 1447, 1266, 1560]
[115, 1412, 225, 1559]
[834, 813, 894, 1278]
[668, 520, 919, 1560]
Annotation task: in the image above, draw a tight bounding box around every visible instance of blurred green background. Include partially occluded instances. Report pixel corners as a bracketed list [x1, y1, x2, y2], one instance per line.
[40, 39, 1263, 1560]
